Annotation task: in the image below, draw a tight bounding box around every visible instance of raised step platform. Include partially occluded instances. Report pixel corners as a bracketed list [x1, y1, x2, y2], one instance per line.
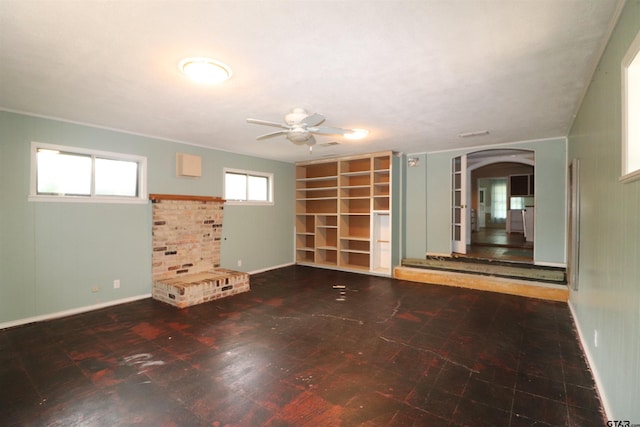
[394, 257, 568, 302]
[153, 269, 250, 309]
[402, 257, 566, 284]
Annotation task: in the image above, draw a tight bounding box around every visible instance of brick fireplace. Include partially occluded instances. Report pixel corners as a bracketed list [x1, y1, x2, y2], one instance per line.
[150, 194, 250, 308]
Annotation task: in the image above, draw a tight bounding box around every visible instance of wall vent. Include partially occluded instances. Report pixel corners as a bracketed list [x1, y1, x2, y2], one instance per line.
[176, 153, 202, 177]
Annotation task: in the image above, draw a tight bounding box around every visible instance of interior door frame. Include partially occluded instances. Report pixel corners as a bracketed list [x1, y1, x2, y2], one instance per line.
[456, 149, 536, 259]
[451, 154, 467, 254]
[568, 158, 581, 291]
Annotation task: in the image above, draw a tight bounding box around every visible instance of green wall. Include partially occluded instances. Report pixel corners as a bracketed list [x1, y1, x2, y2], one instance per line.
[568, 0, 640, 419]
[0, 111, 294, 325]
[404, 138, 567, 265]
[403, 153, 427, 258]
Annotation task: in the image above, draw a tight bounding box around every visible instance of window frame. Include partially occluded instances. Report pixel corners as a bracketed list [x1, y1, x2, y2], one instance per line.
[223, 167, 274, 206]
[29, 142, 148, 204]
[620, 30, 640, 184]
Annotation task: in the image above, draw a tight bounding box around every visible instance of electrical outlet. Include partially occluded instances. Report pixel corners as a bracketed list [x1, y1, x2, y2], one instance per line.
[92, 286, 100, 293]
[594, 330, 598, 348]
[237, 259, 242, 267]
[113, 279, 120, 289]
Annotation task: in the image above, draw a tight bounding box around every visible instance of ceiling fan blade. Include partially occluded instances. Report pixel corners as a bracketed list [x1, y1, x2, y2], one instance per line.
[247, 118, 289, 129]
[301, 113, 325, 127]
[308, 126, 349, 136]
[256, 130, 289, 140]
[306, 135, 317, 146]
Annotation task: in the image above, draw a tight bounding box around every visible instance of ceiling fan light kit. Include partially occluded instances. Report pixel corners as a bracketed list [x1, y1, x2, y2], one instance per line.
[344, 128, 369, 140]
[179, 57, 232, 84]
[247, 108, 368, 149]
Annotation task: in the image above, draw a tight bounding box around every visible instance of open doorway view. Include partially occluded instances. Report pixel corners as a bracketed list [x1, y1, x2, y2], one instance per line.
[459, 149, 535, 263]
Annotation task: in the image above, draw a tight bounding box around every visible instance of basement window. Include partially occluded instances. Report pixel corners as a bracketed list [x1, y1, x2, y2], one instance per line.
[224, 168, 273, 205]
[29, 142, 147, 203]
[621, 30, 640, 183]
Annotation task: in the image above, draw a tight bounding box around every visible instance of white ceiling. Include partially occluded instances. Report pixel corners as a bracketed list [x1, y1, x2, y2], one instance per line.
[0, 0, 623, 163]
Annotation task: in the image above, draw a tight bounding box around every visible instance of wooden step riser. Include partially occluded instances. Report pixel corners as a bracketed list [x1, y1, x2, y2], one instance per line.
[394, 267, 568, 302]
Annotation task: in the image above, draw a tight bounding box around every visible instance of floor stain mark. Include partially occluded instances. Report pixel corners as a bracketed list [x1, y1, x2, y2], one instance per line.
[121, 353, 165, 373]
[378, 336, 479, 374]
[377, 299, 402, 324]
[313, 314, 364, 325]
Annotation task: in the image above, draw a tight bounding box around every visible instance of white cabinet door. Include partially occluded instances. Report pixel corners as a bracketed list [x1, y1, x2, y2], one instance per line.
[372, 212, 390, 272]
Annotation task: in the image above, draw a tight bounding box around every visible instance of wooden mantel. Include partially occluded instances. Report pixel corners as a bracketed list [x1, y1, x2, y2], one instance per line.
[149, 194, 226, 203]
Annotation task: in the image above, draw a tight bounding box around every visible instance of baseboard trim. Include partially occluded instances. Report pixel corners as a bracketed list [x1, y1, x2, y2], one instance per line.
[248, 262, 295, 275]
[534, 261, 567, 268]
[295, 262, 392, 277]
[0, 293, 152, 330]
[568, 300, 612, 420]
[0, 263, 297, 330]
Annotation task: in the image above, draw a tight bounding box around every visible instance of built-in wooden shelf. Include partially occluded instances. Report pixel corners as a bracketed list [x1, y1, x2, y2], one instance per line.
[295, 152, 394, 274]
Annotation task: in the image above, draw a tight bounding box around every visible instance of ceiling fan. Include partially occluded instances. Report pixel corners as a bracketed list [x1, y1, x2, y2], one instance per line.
[246, 108, 357, 150]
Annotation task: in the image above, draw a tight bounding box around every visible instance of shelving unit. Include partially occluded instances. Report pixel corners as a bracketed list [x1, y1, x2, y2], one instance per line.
[295, 151, 397, 276]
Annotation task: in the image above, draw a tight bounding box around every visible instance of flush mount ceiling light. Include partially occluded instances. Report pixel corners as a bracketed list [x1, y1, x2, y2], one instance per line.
[344, 128, 369, 140]
[179, 57, 232, 84]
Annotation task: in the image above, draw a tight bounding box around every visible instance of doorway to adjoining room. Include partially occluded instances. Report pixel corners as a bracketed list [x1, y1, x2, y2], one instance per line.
[453, 149, 535, 263]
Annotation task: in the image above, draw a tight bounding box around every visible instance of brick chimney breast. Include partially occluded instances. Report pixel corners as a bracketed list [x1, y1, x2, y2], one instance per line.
[149, 194, 249, 308]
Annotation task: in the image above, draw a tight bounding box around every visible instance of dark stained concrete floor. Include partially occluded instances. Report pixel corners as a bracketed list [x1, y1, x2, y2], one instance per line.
[1, 265, 605, 426]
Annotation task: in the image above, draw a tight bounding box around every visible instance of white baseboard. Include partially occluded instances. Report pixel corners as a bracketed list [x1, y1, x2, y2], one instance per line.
[296, 261, 392, 277]
[0, 263, 298, 330]
[0, 293, 152, 330]
[534, 261, 567, 268]
[248, 262, 295, 275]
[568, 300, 612, 420]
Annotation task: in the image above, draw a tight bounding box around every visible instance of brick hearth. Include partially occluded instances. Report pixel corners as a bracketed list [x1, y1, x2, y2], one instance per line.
[150, 194, 249, 308]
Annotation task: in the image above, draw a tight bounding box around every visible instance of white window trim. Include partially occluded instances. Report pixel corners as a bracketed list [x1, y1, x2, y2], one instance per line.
[223, 167, 274, 206]
[29, 141, 148, 204]
[620, 30, 640, 184]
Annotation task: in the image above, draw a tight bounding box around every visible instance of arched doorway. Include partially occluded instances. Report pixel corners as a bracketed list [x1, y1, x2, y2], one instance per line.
[452, 149, 535, 262]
